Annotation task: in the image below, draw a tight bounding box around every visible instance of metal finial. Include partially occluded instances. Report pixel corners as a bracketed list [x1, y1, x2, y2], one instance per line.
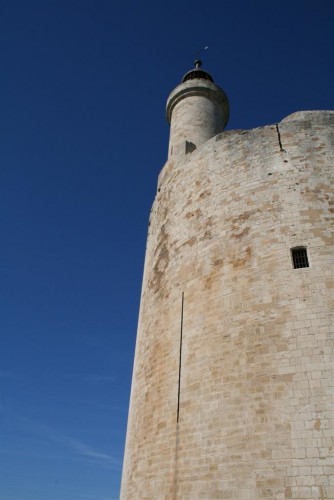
[194, 59, 202, 69]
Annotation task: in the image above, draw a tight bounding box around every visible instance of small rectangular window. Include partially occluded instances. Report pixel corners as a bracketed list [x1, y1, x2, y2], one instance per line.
[291, 247, 309, 269]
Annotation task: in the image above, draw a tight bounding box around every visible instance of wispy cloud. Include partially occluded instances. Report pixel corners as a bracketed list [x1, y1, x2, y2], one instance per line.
[82, 374, 117, 384]
[1, 407, 121, 470]
[93, 402, 124, 412]
[75, 333, 104, 348]
[0, 370, 17, 379]
[61, 372, 117, 384]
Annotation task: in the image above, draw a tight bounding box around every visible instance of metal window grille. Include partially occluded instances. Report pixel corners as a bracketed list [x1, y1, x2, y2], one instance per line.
[291, 247, 309, 269]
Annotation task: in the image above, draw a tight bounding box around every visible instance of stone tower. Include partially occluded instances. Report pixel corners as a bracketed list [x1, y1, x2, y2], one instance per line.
[121, 62, 334, 499]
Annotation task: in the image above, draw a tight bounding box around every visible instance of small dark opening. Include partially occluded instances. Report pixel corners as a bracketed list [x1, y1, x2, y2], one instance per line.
[291, 247, 309, 269]
[185, 141, 196, 154]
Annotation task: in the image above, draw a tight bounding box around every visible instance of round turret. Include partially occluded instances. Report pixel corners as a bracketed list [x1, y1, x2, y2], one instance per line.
[166, 60, 229, 158]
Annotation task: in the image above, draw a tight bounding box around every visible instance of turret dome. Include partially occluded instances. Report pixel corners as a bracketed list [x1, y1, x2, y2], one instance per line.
[181, 59, 214, 83]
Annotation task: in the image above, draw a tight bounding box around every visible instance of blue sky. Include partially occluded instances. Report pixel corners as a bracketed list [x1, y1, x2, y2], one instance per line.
[0, 0, 333, 498]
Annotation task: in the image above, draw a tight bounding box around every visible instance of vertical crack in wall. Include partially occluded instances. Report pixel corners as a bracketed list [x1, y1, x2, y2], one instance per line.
[276, 124, 285, 152]
[173, 292, 184, 500]
[177, 292, 184, 423]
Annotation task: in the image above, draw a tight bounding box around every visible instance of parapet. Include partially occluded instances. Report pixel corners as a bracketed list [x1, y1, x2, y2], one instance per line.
[280, 110, 334, 127]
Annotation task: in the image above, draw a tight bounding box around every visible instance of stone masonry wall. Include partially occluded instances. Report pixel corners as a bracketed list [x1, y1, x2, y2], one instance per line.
[121, 111, 334, 499]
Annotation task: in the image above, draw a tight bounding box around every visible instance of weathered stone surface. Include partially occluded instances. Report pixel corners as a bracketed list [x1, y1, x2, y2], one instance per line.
[121, 76, 334, 498]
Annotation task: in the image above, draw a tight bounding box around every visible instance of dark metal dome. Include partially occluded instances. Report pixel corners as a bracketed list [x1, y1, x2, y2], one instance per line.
[181, 59, 214, 83]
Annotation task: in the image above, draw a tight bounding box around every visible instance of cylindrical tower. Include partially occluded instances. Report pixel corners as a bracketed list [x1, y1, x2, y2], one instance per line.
[121, 62, 334, 499]
[166, 60, 229, 158]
